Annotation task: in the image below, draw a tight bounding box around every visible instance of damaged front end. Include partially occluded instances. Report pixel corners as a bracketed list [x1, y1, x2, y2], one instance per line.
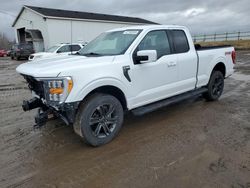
[22, 75, 78, 128]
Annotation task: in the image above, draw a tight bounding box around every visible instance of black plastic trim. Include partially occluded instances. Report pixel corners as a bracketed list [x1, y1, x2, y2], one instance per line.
[132, 87, 208, 116]
[123, 65, 131, 82]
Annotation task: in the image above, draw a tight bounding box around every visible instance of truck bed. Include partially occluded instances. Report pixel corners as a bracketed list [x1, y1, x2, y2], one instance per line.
[195, 45, 235, 88]
[195, 44, 232, 51]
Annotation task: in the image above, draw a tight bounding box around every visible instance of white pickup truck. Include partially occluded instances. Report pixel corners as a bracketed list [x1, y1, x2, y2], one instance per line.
[16, 25, 236, 146]
[28, 43, 84, 61]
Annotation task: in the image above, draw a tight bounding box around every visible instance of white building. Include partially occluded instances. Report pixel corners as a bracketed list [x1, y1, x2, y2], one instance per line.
[12, 5, 156, 52]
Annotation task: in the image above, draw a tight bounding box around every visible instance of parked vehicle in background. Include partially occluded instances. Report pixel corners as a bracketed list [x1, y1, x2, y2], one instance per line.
[16, 25, 235, 146]
[0, 50, 7, 57]
[11, 43, 34, 60]
[6, 50, 11, 56]
[28, 43, 84, 61]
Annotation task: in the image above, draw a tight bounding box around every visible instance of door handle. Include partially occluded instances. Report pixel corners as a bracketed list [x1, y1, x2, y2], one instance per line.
[167, 62, 177, 67]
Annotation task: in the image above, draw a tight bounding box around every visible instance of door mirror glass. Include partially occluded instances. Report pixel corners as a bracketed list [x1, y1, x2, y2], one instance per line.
[136, 50, 157, 64]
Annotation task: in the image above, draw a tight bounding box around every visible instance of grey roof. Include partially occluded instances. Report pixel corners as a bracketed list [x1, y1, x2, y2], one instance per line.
[12, 5, 157, 26]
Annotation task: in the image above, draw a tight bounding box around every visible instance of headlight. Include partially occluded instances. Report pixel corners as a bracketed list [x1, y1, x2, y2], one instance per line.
[40, 77, 73, 105]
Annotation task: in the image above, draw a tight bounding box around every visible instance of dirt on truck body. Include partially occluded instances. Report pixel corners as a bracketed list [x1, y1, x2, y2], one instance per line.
[0, 52, 250, 187]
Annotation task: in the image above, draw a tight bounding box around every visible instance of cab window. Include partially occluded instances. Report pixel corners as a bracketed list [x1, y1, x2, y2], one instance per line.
[171, 30, 189, 53]
[137, 30, 171, 59]
[70, 45, 81, 51]
[57, 45, 70, 53]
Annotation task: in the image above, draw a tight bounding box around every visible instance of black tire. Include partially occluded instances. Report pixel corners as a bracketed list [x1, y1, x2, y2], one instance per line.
[74, 93, 124, 146]
[11, 56, 14, 60]
[203, 71, 224, 101]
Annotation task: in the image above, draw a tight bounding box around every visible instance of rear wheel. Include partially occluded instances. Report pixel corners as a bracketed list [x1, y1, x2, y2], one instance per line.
[74, 93, 124, 146]
[204, 71, 224, 101]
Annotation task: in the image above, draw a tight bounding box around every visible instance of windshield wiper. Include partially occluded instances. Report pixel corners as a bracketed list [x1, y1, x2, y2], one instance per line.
[81, 52, 102, 56]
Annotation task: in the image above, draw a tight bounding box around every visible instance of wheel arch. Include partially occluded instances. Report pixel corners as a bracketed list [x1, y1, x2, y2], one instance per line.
[84, 85, 128, 110]
[211, 62, 226, 78]
[67, 78, 129, 110]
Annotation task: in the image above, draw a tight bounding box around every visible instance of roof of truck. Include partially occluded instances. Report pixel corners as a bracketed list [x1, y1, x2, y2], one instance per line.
[107, 25, 188, 32]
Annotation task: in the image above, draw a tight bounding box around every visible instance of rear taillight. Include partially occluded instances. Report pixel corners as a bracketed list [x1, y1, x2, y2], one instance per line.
[231, 50, 236, 64]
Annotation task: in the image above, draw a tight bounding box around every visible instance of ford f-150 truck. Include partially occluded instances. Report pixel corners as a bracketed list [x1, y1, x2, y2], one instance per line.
[16, 25, 236, 146]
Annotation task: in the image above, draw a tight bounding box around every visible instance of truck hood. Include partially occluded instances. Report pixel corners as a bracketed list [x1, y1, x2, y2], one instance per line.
[16, 55, 115, 78]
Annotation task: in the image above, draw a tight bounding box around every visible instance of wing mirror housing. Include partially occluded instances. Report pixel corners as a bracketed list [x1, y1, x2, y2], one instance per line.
[136, 50, 157, 64]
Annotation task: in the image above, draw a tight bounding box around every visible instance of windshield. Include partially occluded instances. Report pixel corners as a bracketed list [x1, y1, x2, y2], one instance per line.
[47, 46, 60, 53]
[78, 30, 141, 56]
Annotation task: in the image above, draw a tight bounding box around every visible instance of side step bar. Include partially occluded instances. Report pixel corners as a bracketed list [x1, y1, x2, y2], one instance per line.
[132, 87, 208, 116]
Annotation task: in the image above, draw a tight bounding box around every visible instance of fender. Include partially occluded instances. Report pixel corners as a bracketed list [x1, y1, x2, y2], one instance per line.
[206, 56, 226, 81]
[65, 77, 129, 106]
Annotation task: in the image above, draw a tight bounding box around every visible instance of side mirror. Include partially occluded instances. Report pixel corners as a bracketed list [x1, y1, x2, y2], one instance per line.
[136, 50, 157, 64]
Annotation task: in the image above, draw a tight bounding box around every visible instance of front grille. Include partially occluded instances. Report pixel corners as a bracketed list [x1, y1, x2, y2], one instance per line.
[23, 75, 45, 98]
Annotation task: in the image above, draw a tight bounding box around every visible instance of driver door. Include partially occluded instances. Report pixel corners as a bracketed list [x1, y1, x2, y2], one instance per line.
[129, 30, 179, 108]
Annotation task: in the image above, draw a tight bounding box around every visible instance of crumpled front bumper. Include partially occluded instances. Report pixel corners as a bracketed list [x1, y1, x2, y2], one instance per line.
[22, 97, 79, 127]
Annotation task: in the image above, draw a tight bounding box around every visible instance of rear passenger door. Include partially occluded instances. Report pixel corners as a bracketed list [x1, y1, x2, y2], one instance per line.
[170, 30, 197, 92]
[129, 30, 179, 107]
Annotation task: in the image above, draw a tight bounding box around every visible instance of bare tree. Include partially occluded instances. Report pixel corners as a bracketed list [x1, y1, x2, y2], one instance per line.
[0, 33, 14, 50]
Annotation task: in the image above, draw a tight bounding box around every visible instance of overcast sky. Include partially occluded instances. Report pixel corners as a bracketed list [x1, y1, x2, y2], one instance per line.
[0, 0, 250, 40]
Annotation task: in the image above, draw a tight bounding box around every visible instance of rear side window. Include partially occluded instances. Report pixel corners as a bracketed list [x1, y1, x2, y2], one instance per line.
[172, 30, 189, 53]
[70, 45, 81, 51]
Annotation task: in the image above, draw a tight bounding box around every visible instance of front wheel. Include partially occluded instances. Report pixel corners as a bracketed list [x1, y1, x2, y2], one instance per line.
[74, 93, 124, 146]
[203, 71, 224, 101]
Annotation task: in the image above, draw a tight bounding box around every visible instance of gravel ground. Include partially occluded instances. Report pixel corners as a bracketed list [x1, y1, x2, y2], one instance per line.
[0, 52, 250, 188]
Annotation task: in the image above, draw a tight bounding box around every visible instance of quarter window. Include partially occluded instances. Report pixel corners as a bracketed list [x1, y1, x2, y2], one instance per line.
[137, 30, 171, 59]
[171, 30, 189, 53]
